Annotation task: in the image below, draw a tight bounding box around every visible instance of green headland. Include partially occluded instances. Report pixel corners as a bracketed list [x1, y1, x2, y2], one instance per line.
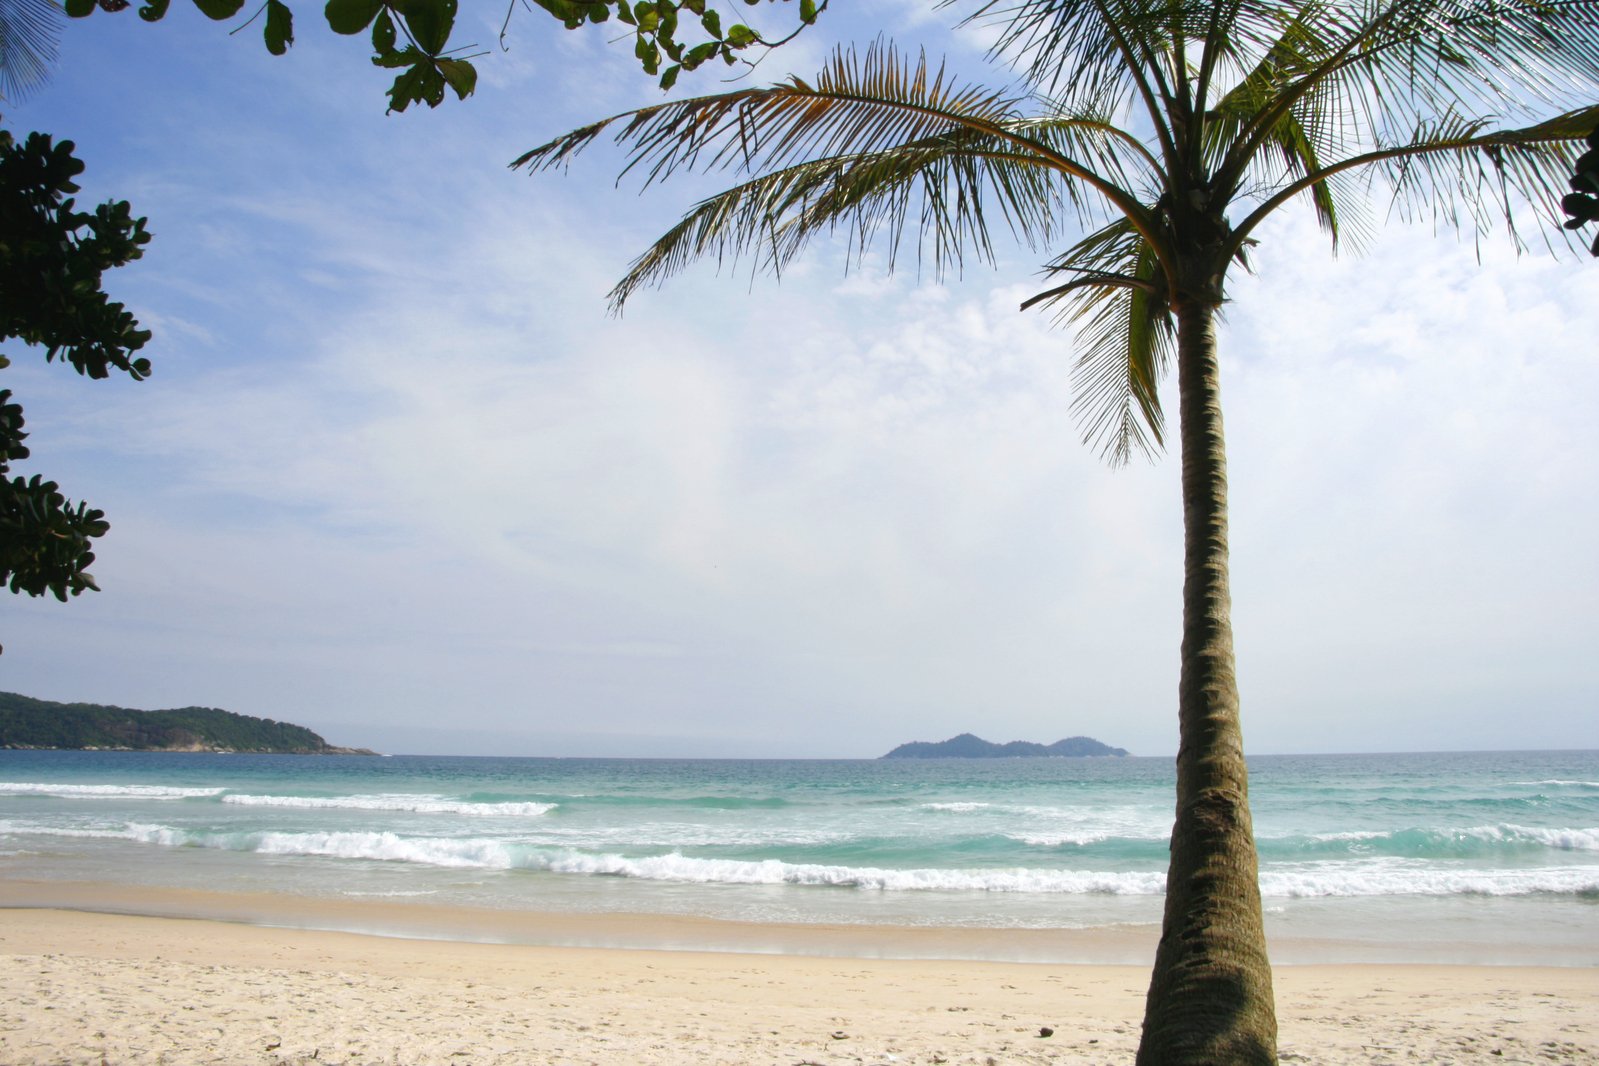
[0, 691, 372, 754]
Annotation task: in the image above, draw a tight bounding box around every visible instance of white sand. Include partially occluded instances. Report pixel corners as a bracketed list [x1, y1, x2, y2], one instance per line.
[1, 908, 1594, 1065]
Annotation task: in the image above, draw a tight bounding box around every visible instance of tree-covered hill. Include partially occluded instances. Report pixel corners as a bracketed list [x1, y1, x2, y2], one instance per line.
[881, 732, 1128, 759]
[0, 691, 371, 753]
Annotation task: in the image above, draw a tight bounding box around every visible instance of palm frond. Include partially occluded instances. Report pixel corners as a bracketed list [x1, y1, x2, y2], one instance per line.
[516, 40, 1150, 224]
[1215, 0, 1599, 201]
[1209, 45, 1349, 243]
[604, 110, 1165, 310]
[1182, 0, 1598, 257]
[1358, 0, 1599, 130]
[1379, 108, 1599, 250]
[518, 41, 1018, 183]
[962, 0, 1184, 163]
[962, 0, 1315, 121]
[1027, 218, 1174, 465]
[517, 41, 1166, 310]
[604, 133, 1076, 310]
[0, 0, 61, 102]
[1234, 103, 1599, 251]
[1012, 110, 1158, 191]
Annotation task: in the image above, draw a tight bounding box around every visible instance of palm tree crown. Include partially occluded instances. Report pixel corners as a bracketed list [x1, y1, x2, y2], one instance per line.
[522, 1, 1594, 462]
[520, 2, 1598, 1061]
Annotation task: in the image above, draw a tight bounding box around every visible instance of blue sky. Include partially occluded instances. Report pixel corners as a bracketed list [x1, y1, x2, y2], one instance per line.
[3, 0, 1596, 757]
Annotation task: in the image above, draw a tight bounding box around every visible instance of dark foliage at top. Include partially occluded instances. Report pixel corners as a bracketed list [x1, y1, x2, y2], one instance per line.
[65, 0, 824, 112]
[1562, 124, 1599, 255]
[0, 129, 151, 613]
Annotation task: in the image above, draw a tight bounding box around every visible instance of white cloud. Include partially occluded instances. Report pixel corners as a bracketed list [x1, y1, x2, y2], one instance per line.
[1217, 213, 1599, 751]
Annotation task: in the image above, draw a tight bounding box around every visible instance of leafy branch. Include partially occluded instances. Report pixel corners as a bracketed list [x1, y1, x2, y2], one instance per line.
[64, 0, 827, 112]
[0, 129, 151, 609]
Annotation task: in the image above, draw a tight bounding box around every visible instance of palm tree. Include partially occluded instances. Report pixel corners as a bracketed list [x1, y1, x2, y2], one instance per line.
[517, 2, 1599, 1061]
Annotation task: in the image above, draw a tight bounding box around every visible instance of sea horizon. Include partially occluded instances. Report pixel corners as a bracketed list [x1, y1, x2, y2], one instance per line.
[354, 746, 1597, 760]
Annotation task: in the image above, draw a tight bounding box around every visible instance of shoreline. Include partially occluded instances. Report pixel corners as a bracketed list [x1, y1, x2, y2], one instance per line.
[2, 878, 1165, 963]
[4, 878, 1597, 968]
[2, 908, 1595, 1065]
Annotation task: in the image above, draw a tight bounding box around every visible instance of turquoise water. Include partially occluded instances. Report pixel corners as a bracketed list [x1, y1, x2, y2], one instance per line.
[2, 750, 1596, 960]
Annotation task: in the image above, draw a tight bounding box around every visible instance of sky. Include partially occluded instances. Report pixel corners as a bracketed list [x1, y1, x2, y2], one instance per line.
[2, 0, 1596, 758]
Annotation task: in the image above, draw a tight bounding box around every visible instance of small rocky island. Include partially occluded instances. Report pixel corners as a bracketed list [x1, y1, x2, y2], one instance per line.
[882, 732, 1128, 759]
[0, 691, 373, 754]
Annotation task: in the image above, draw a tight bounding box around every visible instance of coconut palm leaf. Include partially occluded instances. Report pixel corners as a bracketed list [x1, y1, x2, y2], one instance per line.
[1202, 7, 1354, 239]
[517, 40, 1162, 245]
[517, 42, 1175, 309]
[600, 142, 1056, 309]
[519, 42, 1022, 182]
[1214, 0, 1598, 187]
[0, 0, 61, 102]
[1023, 218, 1173, 464]
[968, 0, 1315, 128]
[1233, 103, 1599, 252]
[596, 113, 1167, 309]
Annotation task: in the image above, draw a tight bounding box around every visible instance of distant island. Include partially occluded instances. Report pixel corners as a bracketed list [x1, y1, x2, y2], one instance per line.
[881, 732, 1129, 759]
[0, 691, 374, 754]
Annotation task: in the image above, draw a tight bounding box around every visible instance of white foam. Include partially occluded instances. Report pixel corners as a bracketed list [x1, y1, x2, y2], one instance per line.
[1425, 824, 1599, 852]
[0, 820, 194, 846]
[1013, 830, 1114, 847]
[4, 818, 1169, 893]
[1260, 860, 1599, 898]
[8, 818, 1595, 902]
[923, 801, 1171, 844]
[0, 782, 224, 799]
[533, 850, 1172, 894]
[183, 831, 1599, 899]
[1499, 825, 1599, 852]
[1305, 830, 1390, 842]
[1295, 824, 1599, 853]
[526, 823, 848, 849]
[251, 830, 517, 868]
[220, 793, 557, 817]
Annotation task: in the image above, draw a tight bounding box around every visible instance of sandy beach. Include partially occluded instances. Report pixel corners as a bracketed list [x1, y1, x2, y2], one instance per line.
[1, 905, 1594, 1066]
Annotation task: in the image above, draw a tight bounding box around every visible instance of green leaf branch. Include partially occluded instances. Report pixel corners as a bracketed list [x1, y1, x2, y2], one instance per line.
[0, 129, 151, 609]
[64, 0, 826, 111]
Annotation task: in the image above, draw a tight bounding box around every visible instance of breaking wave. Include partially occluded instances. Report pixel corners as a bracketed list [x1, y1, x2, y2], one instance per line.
[6, 820, 1595, 899]
[221, 793, 557, 817]
[0, 782, 225, 800]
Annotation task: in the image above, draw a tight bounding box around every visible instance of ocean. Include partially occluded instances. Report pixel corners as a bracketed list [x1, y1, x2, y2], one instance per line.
[2, 749, 1595, 964]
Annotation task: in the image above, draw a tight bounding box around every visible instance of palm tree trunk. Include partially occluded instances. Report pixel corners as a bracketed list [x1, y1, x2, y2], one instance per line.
[1136, 298, 1277, 1066]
